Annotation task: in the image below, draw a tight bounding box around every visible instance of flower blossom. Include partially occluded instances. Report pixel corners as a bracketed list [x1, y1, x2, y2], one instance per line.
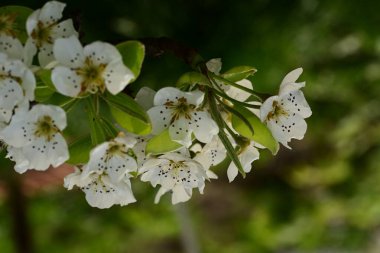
[64, 135, 138, 208]
[140, 153, 208, 204]
[260, 68, 312, 148]
[51, 35, 134, 97]
[0, 104, 69, 173]
[25, 1, 78, 67]
[147, 87, 219, 147]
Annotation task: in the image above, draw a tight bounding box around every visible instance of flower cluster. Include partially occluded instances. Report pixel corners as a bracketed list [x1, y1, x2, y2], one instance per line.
[0, 1, 312, 209]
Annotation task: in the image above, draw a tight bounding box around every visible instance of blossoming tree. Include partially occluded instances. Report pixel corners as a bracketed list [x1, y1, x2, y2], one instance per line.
[0, 1, 312, 209]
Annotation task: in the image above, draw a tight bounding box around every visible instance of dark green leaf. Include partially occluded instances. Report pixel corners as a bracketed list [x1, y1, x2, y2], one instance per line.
[176, 71, 210, 88]
[67, 136, 92, 165]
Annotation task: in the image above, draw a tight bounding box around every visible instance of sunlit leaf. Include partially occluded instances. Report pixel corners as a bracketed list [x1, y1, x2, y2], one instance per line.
[116, 40, 145, 81]
[231, 104, 279, 154]
[145, 129, 183, 155]
[222, 66, 257, 82]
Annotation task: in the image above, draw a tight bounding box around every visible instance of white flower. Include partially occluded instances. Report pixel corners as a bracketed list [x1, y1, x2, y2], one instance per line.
[0, 35, 34, 66]
[0, 52, 35, 126]
[51, 35, 134, 97]
[140, 153, 208, 204]
[135, 86, 156, 110]
[0, 104, 69, 173]
[64, 167, 136, 209]
[226, 142, 260, 182]
[64, 135, 138, 208]
[147, 87, 219, 147]
[193, 135, 227, 179]
[25, 1, 78, 67]
[260, 68, 312, 148]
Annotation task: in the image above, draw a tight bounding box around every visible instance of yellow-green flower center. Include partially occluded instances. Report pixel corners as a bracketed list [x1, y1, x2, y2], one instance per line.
[76, 58, 106, 94]
[266, 100, 288, 122]
[31, 21, 53, 48]
[0, 14, 17, 37]
[165, 97, 196, 124]
[34, 115, 59, 141]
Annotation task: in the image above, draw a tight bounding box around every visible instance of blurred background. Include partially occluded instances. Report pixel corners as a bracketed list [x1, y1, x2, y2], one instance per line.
[1, 0, 380, 252]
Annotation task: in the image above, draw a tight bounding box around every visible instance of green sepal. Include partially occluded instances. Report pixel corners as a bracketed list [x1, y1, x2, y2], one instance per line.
[176, 71, 210, 88]
[103, 92, 151, 135]
[145, 129, 183, 155]
[222, 66, 257, 82]
[0, 6, 33, 43]
[116, 41, 145, 82]
[231, 104, 279, 154]
[67, 136, 92, 165]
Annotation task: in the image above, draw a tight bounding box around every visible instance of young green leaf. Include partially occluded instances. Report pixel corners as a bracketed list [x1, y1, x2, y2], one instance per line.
[145, 129, 183, 155]
[0, 6, 33, 43]
[116, 41, 145, 81]
[103, 92, 151, 135]
[85, 97, 106, 145]
[176, 71, 210, 88]
[35, 69, 56, 91]
[231, 104, 279, 154]
[222, 66, 257, 82]
[67, 136, 92, 165]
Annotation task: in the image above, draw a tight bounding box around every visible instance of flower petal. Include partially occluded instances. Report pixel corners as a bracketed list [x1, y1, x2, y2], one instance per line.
[153, 87, 184, 106]
[51, 19, 78, 39]
[0, 78, 24, 109]
[147, 105, 172, 134]
[0, 35, 24, 60]
[53, 36, 85, 68]
[280, 68, 303, 86]
[190, 111, 219, 143]
[169, 117, 192, 147]
[227, 162, 239, 182]
[135, 87, 156, 110]
[172, 184, 192, 204]
[279, 90, 312, 118]
[103, 60, 134, 95]
[38, 1, 66, 25]
[84, 41, 122, 65]
[51, 66, 82, 97]
[38, 43, 55, 67]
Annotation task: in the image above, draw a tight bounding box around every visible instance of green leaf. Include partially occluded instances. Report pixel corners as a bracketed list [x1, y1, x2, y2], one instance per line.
[207, 89, 246, 176]
[116, 41, 145, 81]
[104, 92, 151, 135]
[176, 71, 210, 88]
[0, 6, 33, 43]
[222, 66, 257, 82]
[231, 104, 279, 154]
[145, 129, 183, 155]
[85, 97, 106, 145]
[35, 86, 55, 102]
[67, 136, 92, 165]
[35, 69, 56, 90]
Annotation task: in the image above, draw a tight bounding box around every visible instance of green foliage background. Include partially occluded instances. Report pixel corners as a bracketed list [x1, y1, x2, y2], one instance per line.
[1, 0, 380, 252]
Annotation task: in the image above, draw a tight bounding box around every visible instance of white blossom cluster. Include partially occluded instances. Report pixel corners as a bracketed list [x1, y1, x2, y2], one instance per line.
[0, 1, 312, 209]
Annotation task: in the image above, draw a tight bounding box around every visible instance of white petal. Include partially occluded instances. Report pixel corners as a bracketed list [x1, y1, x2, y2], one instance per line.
[38, 1, 66, 25]
[184, 89, 204, 106]
[190, 111, 219, 143]
[279, 90, 312, 118]
[0, 78, 24, 109]
[240, 145, 259, 173]
[0, 111, 33, 147]
[26, 9, 40, 35]
[84, 41, 122, 65]
[260, 96, 278, 122]
[6, 147, 30, 173]
[169, 117, 192, 147]
[0, 35, 24, 60]
[31, 104, 67, 130]
[21, 68, 36, 101]
[147, 106, 172, 134]
[38, 43, 55, 67]
[172, 184, 191, 204]
[227, 162, 239, 182]
[24, 38, 37, 66]
[135, 87, 156, 110]
[51, 66, 82, 97]
[267, 114, 307, 149]
[154, 187, 169, 204]
[206, 58, 222, 74]
[51, 19, 78, 39]
[227, 79, 252, 102]
[280, 68, 303, 86]
[53, 36, 85, 68]
[107, 155, 137, 182]
[153, 87, 184, 106]
[0, 108, 12, 123]
[103, 60, 134, 94]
